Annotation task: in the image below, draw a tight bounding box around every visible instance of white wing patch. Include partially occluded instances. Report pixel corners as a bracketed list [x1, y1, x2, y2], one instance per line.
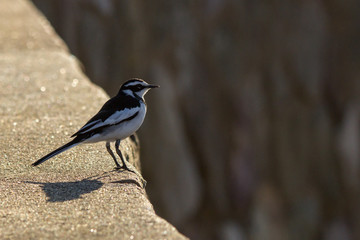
[78, 107, 140, 135]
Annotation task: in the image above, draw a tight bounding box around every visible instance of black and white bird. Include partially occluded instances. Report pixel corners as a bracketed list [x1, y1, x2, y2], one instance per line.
[32, 78, 159, 174]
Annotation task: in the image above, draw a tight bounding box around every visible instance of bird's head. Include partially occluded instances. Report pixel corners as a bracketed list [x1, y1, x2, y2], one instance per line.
[119, 78, 159, 99]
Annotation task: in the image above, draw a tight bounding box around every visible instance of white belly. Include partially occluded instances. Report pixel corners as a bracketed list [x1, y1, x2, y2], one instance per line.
[84, 105, 146, 143]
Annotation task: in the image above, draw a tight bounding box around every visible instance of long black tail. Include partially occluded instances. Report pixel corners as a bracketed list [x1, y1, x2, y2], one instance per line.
[32, 139, 81, 166]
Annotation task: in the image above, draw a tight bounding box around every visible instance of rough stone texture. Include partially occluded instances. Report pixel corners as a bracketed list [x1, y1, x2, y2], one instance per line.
[31, 0, 360, 240]
[0, 0, 187, 239]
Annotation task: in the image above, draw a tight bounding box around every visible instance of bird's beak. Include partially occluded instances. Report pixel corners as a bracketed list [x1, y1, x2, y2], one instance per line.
[147, 84, 160, 88]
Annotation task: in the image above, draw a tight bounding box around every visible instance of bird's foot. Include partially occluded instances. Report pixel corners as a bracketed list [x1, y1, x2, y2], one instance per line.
[114, 163, 146, 188]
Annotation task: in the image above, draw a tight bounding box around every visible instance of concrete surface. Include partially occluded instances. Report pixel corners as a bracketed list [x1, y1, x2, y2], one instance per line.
[0, 0, 187, 239]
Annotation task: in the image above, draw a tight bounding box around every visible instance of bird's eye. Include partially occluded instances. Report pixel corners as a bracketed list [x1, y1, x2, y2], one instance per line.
[133, 85, 142, 91]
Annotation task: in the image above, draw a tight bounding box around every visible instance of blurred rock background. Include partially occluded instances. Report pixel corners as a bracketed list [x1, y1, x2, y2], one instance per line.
[31, 0, 360, 239]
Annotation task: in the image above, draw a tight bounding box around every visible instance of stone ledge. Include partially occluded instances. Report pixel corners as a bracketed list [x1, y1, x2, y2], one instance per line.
[0, 0, 187, 239]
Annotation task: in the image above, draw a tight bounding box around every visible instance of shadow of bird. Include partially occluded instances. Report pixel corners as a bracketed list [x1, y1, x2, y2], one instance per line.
[25, 179, 103, 202]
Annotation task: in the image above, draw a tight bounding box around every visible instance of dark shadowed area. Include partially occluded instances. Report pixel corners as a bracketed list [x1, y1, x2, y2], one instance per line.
[32, 1, 360, 239]
[25, 179, 104, 202]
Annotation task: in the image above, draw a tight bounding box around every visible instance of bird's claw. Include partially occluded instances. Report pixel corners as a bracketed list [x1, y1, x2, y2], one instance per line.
[114, 164, 146, 188]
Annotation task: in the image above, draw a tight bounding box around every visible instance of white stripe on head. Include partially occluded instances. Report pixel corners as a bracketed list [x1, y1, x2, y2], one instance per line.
[122, 79, 148, 88]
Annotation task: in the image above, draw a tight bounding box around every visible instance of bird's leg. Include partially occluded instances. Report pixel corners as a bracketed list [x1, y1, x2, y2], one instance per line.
[115, 139, 132, 171]
[115, 139, 146, 188]
[106, 141, 121, 168]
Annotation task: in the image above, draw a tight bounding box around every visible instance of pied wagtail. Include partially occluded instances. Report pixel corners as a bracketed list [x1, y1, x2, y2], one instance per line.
[32, 78, 158, 181]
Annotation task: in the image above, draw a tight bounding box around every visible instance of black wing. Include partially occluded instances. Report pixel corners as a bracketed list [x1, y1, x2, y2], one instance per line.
[71, 93, 141, 137]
